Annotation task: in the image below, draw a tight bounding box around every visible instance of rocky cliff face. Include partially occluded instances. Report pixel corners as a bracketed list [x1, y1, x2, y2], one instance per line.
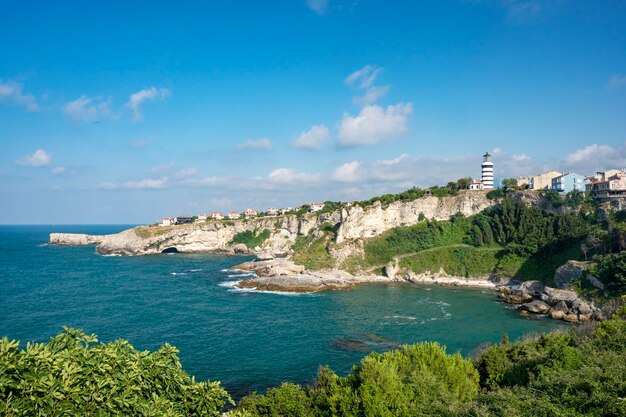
[335, 192, 494, 244]
[49, 233, 104, 246]
[49, 191, 523, 256]
[50, 211, 341, 256]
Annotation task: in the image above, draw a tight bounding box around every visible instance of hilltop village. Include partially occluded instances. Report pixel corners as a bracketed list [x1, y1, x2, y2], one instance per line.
[157, 151, 626, 226]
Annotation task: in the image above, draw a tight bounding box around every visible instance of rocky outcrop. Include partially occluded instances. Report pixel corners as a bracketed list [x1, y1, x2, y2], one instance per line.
[554, 260, 604, 290]
[499, 280, 603, 323]
[50, 212, 340, 256]
[335, 192, 495, 244]
[49, 233, 104, 246]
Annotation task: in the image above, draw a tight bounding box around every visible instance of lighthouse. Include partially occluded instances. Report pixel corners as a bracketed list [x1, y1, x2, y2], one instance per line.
[481, 152, 494, 189]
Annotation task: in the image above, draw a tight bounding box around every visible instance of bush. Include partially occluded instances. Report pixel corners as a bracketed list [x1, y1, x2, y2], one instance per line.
[237, 343, 479, 417]
[231, 229, 271, 248]
[0, 328, 231, 416]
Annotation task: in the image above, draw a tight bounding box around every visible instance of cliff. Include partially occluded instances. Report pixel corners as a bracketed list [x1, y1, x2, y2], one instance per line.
[49, 191, 498, 256]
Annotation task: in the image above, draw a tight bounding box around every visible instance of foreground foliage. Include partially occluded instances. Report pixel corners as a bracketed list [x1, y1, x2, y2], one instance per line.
[0, 328, 231, 416]
[2, 314, 625, 416]
[236, 313, 626, 416]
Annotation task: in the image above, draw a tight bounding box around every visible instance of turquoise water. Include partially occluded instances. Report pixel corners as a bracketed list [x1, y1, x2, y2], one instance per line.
[0, 225, 570, 398]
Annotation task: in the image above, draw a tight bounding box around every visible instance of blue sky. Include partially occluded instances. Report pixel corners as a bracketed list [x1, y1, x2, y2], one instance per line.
[1, 0, 626, 224]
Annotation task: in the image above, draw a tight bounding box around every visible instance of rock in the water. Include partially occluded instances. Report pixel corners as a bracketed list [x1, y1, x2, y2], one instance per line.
[232, 243, 248, 254]
[563, 313, 580, 323]
[498, 288, 533, 304]
[572, 299, 593, 316]
[519, 280, 545, 296]
[522, 300, 551, 314]
[540, 287, 578, 305]
[255, 251, 275, 261]
[331, 338, 371, 352]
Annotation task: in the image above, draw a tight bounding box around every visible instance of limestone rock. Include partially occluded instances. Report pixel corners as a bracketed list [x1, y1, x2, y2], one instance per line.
[256, 251, 275, 261]
[519, 280, 545, 296]
[522, 300, 551, 314]
[50, 233, 104, 246]
[554, 260, 604, 290]
[540, 288, 578, 306]
[384, 261, 398, 278]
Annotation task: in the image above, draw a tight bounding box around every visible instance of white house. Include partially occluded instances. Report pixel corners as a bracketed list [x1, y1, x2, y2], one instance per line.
[160, 217, 173, 226]
[309, 203, 325, 212]
[469, 181, 484, 191]
[210, 212, 223, 220]
[266, 208, 278, 216]
[280, 207, 293, 214]
[227, 212, 241, 220]
[244, 208, 258, 218]
[195, 214, 208, 223]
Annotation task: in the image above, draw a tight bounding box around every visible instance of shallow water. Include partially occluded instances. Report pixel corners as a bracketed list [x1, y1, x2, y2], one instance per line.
[0, 225, 570, 398]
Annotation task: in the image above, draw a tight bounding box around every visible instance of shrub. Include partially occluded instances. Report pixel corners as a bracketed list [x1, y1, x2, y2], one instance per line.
[0, 328, 231, 416]
[231, 229, 271, 249]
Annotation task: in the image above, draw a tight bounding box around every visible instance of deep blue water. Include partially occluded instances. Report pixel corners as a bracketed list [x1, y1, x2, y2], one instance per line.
[0, 225, 570, 398]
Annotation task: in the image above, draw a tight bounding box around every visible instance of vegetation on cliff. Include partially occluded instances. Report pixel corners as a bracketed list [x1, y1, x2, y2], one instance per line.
[231, 229, 271, 249]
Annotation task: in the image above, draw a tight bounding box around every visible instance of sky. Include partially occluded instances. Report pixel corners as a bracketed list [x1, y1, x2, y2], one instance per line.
[1, 0, 626, 224]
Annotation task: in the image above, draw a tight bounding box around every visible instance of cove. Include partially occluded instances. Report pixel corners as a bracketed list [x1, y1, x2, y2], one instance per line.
[0, 225, 570, 399]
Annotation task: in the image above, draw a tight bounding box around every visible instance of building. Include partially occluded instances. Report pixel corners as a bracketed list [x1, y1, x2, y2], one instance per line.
[210, 212, 223, 220]
[481, 152, 494, 190]
[280, 207, 293, 215]
[551, 173, 585, 193]
[516, 175, 533, 188]
[588, 171, 626, 199]
[468, 181, 484, 191]
[244, 208, 258, 218]
[529, 171, 563, 190]
[195, 214, 208, 223]
[309, 203, 325, 212]
[174, 216, 193, 225]
[160, 218, 173, 227]
[266, 208, 278, 216]
[227, 212, 241, 220]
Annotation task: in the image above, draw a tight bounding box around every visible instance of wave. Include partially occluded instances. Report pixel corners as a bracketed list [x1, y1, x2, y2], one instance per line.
[37, 243, 49, 247]
[227, 272, 256, 278]
[384, 315, 417, 321]
[101, 253, 122, 257]
[169, 272, 188, 276]
[218, 280, 311, 296]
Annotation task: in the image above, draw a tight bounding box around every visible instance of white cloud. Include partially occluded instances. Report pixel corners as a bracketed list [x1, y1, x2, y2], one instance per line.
[64, 95, 113, 123]
[560, 144, 626, 173]
[152, 163, 173, 174]
[353, 85, 390, 106]
[379, 153, 410, 166]
[182, 176, 225, 187]
[267, 168, 321, 184]
[346, 65, 383, 89]
[126, 87, 171, 121]
[563, 144, 614, 166]
[512, 153, 530, 161]
[338, 103, 413, 146]
[174, 167, 198, 179]
[99, 177, 168, 190]
[0, 81, 39, 112]
[292, 124, 329, 149]
[51, 166, 67, 175]
[306, 0, 329, 14]
[609, 74, 626, 88]
[16, 149, 52, 167]
[237, 138, 273, 150]
[332, 161, 362, 182]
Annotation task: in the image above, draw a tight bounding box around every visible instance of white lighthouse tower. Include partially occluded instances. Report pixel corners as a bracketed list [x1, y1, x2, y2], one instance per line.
[481, 152, 494, 189]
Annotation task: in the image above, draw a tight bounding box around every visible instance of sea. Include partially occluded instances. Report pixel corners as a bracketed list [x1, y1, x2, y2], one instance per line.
[0, 225, 570, 399]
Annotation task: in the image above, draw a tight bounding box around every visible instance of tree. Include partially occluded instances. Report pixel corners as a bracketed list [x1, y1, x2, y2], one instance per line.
[501, 178, 518, 189]
[457, 177, 473, 190]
